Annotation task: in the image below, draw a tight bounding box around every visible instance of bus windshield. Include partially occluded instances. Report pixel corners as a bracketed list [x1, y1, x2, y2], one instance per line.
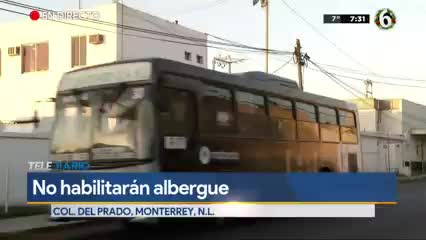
[51, 86, 146, 159]
[92, 87, 142, 151]
[51, 94, 92, 154]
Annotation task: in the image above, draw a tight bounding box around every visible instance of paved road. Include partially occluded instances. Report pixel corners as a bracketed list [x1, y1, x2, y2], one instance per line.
[10, 180, 426, 240]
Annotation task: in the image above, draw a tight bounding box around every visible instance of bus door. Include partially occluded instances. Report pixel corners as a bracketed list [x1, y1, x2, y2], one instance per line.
[158, 87, 197, 170]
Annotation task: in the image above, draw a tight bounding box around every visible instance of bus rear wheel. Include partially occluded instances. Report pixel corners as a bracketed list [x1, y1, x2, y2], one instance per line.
[319, 167, 332, 172]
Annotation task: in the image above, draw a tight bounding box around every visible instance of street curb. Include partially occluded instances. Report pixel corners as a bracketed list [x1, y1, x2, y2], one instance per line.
[0, 219, 86, 235]
[398, 175, 426, 183]
[3, 220, 123, 240]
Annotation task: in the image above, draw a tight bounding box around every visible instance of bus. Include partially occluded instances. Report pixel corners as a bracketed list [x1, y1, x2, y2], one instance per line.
[50, 58, 361, 173]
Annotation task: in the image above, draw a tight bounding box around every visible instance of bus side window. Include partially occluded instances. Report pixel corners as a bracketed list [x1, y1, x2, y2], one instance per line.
[295, 102, 319, 141]
[236, 91, 268, 138]
[159, 88, 195, 136]
[201, 85, 234, 134]
[236, 91, 266, 115]
[318, 106, 339, 143]
[339, 110, 356, 127]
[339, 110, 358, 143]
[268, 97, 296, 140]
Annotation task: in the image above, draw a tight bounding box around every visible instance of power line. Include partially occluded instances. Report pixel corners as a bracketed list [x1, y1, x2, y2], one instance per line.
[306, 67, 426, 89]
[0, 7, 221, 49]
[273, 57, 292, 74]
[309, 60, 365, 97]
[0, 6, 293, 57]
[278, 0, 376, 75]
[317, 62, 426, 83]
[176, 0, 229, 16]
[0, 0, 293, 56]
[309, 59, 426, 125]
[317, 63, 365, 74]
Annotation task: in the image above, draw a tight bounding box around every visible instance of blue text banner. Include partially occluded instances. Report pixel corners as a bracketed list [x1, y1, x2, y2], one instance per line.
[27, 172, 397, 203]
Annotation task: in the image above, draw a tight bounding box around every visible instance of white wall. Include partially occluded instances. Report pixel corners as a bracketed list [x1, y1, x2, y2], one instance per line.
[378, 110, 403, 135]
[360, 132, 407, 175]
[0, 133, 50, 206]
[0, 3, 208, 124]
[401, 100, 426, 132]
[360, 136, 383, 172]
[358, 110, 378, 132]
[118, 4, 208, 67]
[0, 4, 118, 122]
[400, 100, 426, 174]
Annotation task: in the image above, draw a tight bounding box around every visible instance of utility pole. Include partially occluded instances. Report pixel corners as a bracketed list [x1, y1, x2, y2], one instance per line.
[294, 39, 304, 91]
[265, 0, 269, 73]
[121, 0, 124, 60]
[212, 55, 247, 74]
[364, 79, 373, 98]
[253, 0, 269, 73]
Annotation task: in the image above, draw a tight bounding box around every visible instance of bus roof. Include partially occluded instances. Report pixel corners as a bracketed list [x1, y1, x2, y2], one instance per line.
[63, 58, 357, 110]
[151, 58, 357, 111]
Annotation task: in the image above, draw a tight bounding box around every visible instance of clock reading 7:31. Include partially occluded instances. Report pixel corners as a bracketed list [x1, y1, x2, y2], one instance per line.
[350, 15, 367, 23]
[323, 14, 370, 24]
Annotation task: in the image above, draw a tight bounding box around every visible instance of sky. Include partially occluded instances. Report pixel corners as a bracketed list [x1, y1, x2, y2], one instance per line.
[1, 0, 426, 105]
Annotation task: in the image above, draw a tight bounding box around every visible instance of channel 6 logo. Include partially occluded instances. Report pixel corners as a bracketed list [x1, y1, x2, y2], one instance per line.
[375, 8, 396, 30]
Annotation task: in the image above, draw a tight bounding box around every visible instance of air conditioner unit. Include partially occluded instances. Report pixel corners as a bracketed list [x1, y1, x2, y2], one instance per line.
[8, 46, 20, 56]
[89, 34, 104, 45]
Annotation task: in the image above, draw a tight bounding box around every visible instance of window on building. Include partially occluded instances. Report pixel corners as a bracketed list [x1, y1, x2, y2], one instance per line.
[339, 110, 356, 127]
[318, 106, 337, 124]
[296, 102, 317, 122]
[268, 97, 293, 119]
[196, 55, 204, 64]
[184, 51, 192, 61]
[236, 91, 265, 115]
[22, 42, 49, 73]
[71, 36, 87, 67]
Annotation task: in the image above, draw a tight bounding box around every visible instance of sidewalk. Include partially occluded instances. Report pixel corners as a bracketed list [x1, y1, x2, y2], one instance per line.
[0, 214, 84, 234]
[398, 174, 426, 183]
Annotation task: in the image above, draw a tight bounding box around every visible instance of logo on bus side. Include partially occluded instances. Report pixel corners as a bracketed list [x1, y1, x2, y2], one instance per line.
[216, 112, 232, 126]
[198, 146, 240, 165]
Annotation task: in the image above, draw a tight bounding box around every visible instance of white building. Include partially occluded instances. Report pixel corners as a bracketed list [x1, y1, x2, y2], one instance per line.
[0, 3, 207, 130]
[350, 98, 426, 176]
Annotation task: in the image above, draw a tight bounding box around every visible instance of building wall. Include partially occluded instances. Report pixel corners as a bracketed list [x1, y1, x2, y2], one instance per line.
[0, 133, 50, 206]
[401, 100, 426, 132]
[378, 110, 403, 135]
[356, 108, 403, 134]
[358, 110, 378, 132]
[117, 4, 207, 67]
[360, 136, 383, 172]
[360, 132, 407, 175]
[0, 4, 118, 122]
[0, 3, 208, 124]
[400, 100, 426, 174]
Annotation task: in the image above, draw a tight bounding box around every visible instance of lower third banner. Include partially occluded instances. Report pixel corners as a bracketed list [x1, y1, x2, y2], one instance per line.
[28, 172, 396, 218]
[50, 204, 375, 218]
